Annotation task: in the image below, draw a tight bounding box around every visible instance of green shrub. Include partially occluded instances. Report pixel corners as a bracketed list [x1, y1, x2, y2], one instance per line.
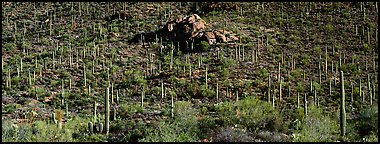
[118, 103, 143, 119]
[2, 103, 22, 114]
[142, 101, 199, 142]
[357, 106, 378, 137]
[2, 116, 92, 142]
[293, 105, 339, 142]
[198, 115, 218, 139]
[199, 84, 215, 98]
[256, 68, 269, 79]
[195, 41, 210, 52]
[214, 96, 283, 133]
[214, 101, 237, 127]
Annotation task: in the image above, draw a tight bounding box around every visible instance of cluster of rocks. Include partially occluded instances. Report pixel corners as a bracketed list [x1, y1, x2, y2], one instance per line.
[161, 14, 239, 46]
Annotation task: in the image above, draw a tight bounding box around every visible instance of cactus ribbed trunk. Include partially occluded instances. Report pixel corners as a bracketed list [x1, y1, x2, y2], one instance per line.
[304, 93, 307, 116]
[62, 80, 64, 101]
[94, 102, 97, 123]
[141, 86, 144, 108]
[111, 83, 114, 104]
[116, 89, 119, 104]
[236, 91, 239, 102]
[272, 89, 275, 108]
[105, 86, 110, 135]
[314, 87, 317, 106]
[171, 93, 174, 118]
[216, 82, 219, 101]
[205, 66, 208, 89]
[329, 80, 332, 95]
[351, 83, 354, 104]
[88, 122, 93, 134]
[268, 74, 271, 103]
[360, 79, 363, 102]
[84, 65, 86, 87]
[297, 92, 300, 109]
[65, 103, 69, 117]
[340, 71, 346, 137]
[161, 81, 164, 99]
[279, 79, 282, 101]
[368, 75, 372, 105]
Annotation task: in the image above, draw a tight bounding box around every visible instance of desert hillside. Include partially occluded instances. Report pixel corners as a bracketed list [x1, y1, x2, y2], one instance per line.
[2, 2, 378, 142]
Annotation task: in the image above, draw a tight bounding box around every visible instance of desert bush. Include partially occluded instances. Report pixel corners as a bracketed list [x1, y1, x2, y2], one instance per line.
[195, 41, 210, 52]
[199, 84, 215, 98]
[214, 96, 283, 133]
[197, 115, 218, 139]
[212, 127, 254, 142]
[293, 105, 339, 142]
[357, 106, 378, 137]
[118, 103, 143, 119]
[142, 101, 199, 142]
[2, 116, 93, 142]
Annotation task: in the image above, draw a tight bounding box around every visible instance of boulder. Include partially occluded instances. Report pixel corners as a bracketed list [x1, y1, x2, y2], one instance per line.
[204, 32, 216, 45]
[213, 30, 227, 43]
[163, 14, 206, 42]
[160, 14, 240, 47]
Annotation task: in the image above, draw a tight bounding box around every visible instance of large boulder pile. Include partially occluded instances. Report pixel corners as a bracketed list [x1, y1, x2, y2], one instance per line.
[161, 14, 239, 46]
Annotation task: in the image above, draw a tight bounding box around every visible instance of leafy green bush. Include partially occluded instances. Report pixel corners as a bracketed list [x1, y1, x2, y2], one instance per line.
[214, 96, 283, 133]
[118, 103, 143, 118]
[256, 68, 269, 79]
[197, 115, 218, 139]
[199, 84, 215, 98]
[2, 103, 22, 114]
[2, 116, 92, 142]
[293, 105, 339, 142]
[142, 101, 199, 142]
[357, 106, 378, 137]
[195, 41, 210, 52]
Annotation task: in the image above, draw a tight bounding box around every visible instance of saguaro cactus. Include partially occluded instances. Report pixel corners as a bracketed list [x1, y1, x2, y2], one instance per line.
[314, 86, 317, 106]
[116, 89, 119, 104]
[84, 65, 86, 87]
[94, 102, 97, 123]
[65, 103, 69, 117]
[171, 92, 174, 118]
[205, 66, 208, 89]
[340, 71, 346, 137]
[99, 123, 104, 134]
[359, 79, 363, 102]
[61, 80, 65, 104]
[268, 74, 271, 103]
[304, 93, 308, 116]
[297, 92, 300, 108]
[216, 82, 219, 101]
[368, 75, 372, 105]
[279, 79, 282, 101]
[51, 113, 57, 124]
[111, 83, 114, 104]
[329, 80, 332, 95]
[105, 87, 110, 135]
[161, 80, 164, 99]
[88, 122, 94, 133]
[141, 86, 145, 108]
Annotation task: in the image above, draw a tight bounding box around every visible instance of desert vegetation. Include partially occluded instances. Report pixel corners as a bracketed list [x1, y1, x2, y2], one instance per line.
[2, 2, 378, 142]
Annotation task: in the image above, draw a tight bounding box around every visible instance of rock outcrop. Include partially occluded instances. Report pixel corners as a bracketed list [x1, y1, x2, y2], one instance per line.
[161, 14, 239, 46]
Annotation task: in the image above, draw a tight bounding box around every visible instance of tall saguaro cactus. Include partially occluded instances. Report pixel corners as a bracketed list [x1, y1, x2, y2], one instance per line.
[340, 71, 346, 137]
[304, 93, 308, 116]
[205, 66, 208, 89]
[268, 74, 271, 103]
[161, 80, 164, 99]
[105, 86, 110, 135]
[216, 82, 219, 101]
